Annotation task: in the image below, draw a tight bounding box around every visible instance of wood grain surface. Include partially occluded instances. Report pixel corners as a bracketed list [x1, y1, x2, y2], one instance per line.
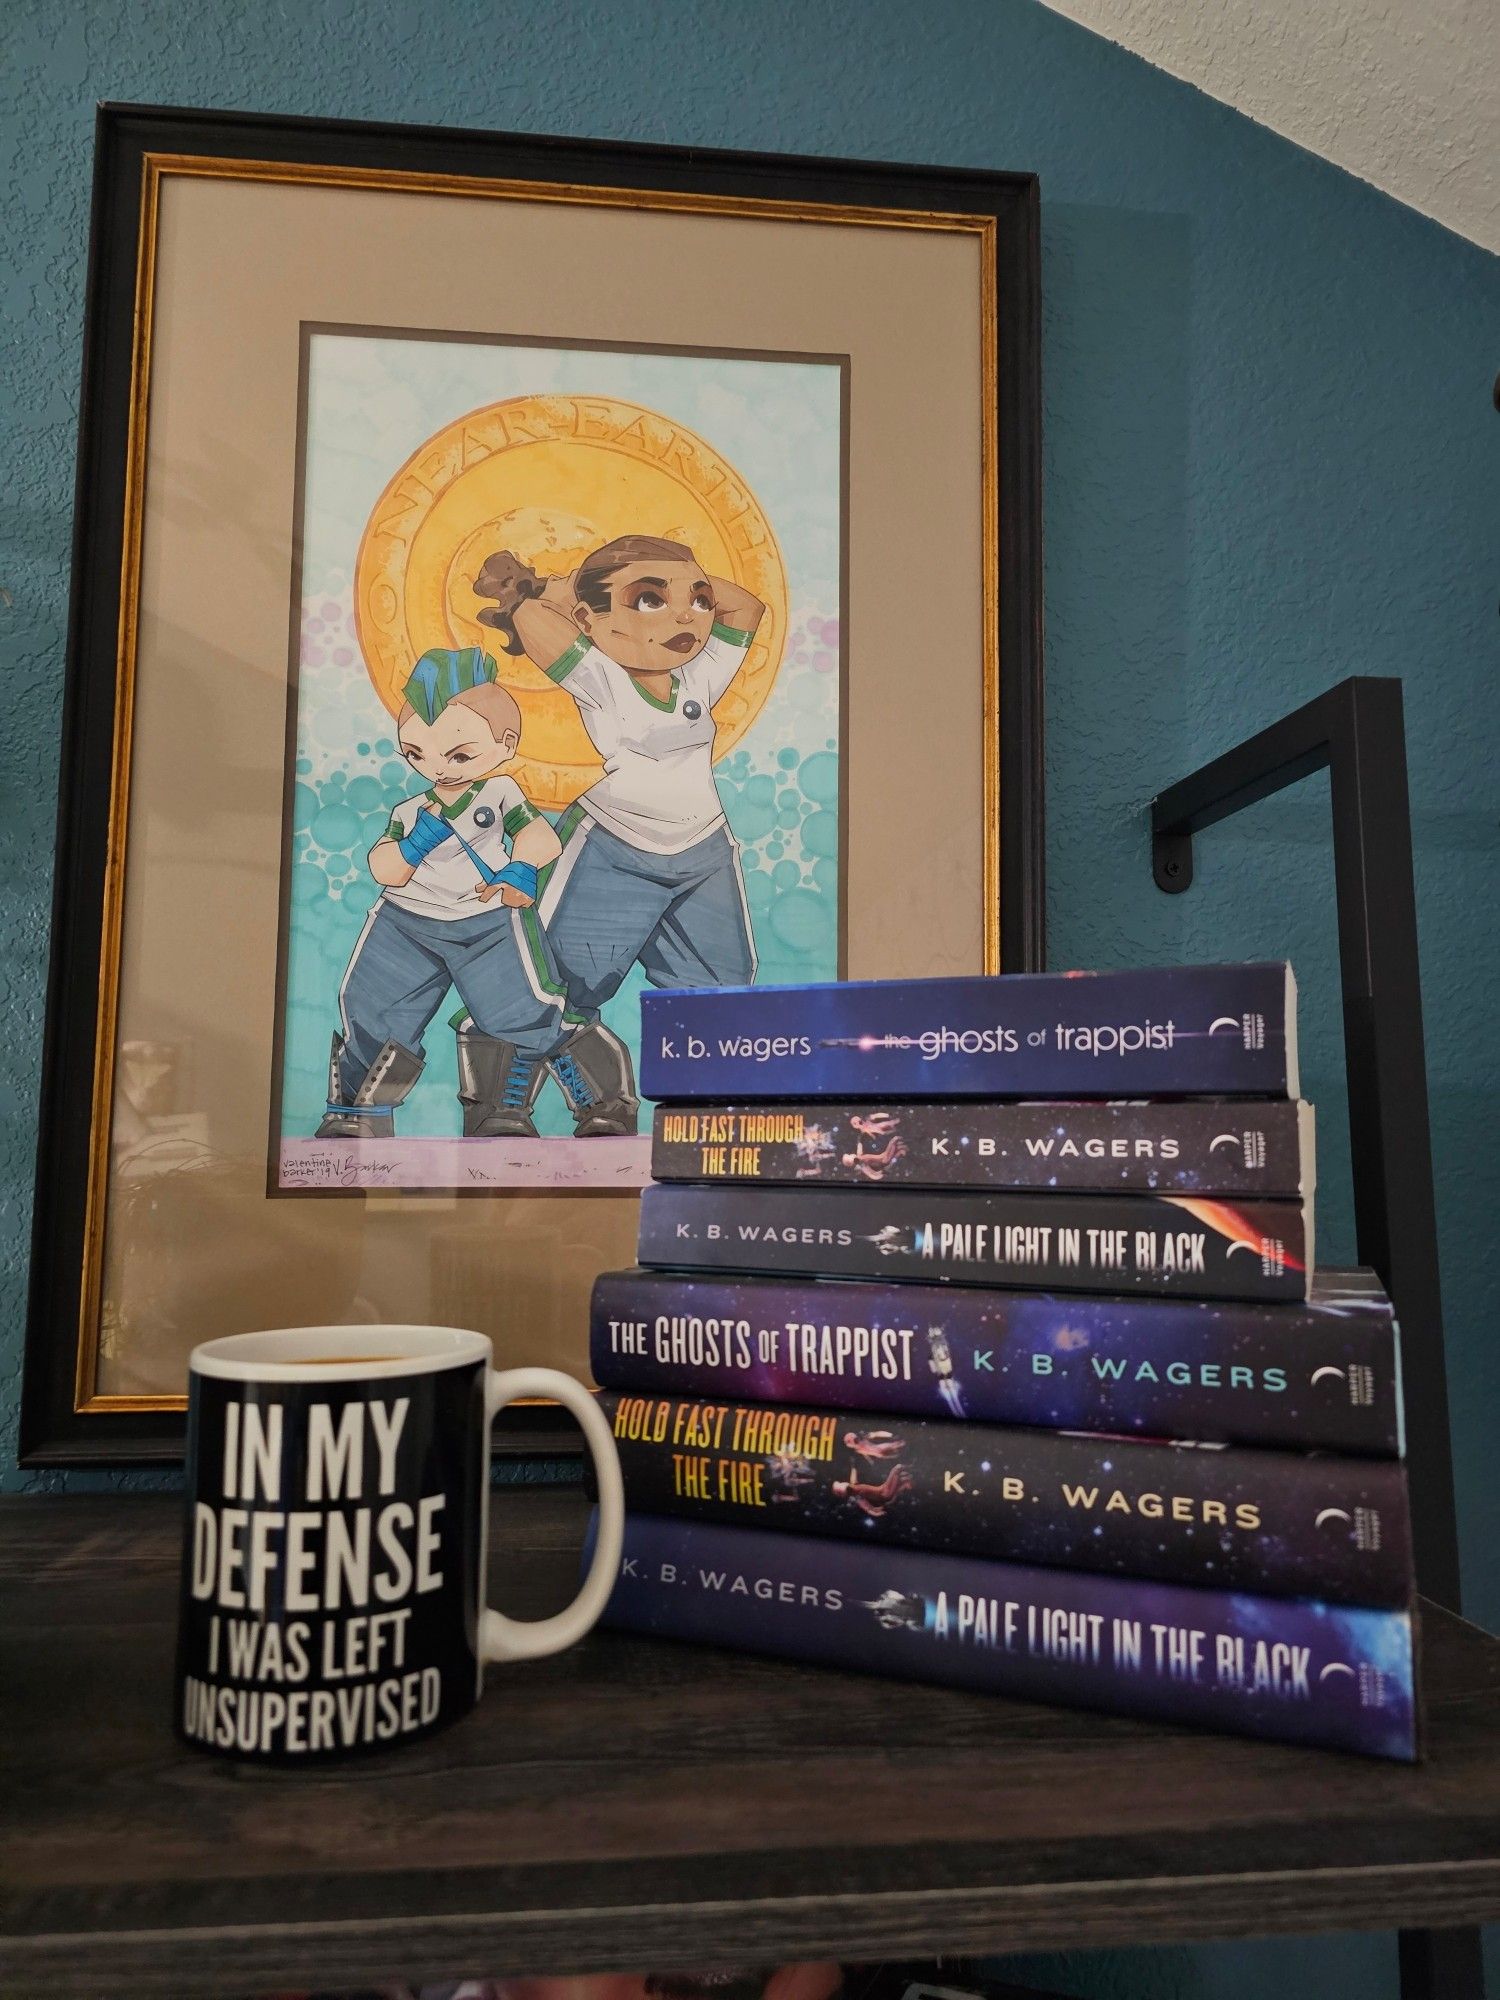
[2, 1489, 1497, 1998]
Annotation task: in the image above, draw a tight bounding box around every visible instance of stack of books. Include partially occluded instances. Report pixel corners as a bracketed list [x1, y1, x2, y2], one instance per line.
[588, 966, 1418, 1759]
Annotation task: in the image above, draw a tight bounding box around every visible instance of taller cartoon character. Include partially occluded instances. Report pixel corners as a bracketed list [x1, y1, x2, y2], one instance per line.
[475, 537, 766, 1137]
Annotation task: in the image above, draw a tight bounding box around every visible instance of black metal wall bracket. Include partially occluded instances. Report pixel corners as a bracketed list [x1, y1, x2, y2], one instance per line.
[1152, 676, 1459, 1604]
[1152, 675, 1476, 2000]
[1154, 713, 1347, 896]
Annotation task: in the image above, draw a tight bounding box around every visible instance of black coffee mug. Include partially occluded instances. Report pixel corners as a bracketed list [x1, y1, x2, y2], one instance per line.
[175, 1325, 623, 1761]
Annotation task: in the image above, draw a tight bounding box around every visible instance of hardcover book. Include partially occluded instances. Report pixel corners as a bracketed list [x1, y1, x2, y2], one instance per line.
[590, 1267, 1403, 1456]
[640, 964, 1299, 1101]
[651, 1098, 1317, 1196]
[596, 1390, 1412, 1605]
[592, 1511, 1418, 1760]
[637, 1184, 1312, 1303]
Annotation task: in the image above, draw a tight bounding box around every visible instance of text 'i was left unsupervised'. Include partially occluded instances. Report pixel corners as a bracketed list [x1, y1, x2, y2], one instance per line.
[176, 1369, 485, 1760]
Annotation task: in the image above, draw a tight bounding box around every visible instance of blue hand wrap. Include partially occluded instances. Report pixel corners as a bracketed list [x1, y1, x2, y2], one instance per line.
[397, 808, 454, 867]
[492, 859, 538, 899]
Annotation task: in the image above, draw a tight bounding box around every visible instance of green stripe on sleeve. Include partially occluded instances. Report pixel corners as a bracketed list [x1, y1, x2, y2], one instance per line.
[711, 620, 755, 647]
[503, 803, 539, 838]
[544, 634, 593, 684]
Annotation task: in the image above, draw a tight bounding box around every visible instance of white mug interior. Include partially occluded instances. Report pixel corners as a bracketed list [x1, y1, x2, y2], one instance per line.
[189, 1324, 491, 1384]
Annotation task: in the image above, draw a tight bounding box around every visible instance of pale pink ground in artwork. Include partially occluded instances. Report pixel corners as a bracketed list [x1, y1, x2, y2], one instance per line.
[278, 1135, 652, 1192]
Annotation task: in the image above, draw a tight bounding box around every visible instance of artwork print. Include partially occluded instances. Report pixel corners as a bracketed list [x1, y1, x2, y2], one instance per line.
[273, 331, 844, 1192]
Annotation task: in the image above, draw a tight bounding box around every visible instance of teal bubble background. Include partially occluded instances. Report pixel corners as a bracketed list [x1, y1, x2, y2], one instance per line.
[278, 336, 842, 1146]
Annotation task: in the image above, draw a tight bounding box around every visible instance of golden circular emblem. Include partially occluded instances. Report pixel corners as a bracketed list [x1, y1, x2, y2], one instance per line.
[354, 395, 789, 811]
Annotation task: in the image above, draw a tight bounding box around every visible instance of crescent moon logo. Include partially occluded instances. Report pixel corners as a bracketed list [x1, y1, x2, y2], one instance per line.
[1209, 1133, 1241, 1152]
[1319, 1662, 1356, 1682]
[1315, 1507, 1352, 1528]
[1225, 1241, 1255, 1257]
[1208, 1016, 1242, 1035]
[1310, 1366, 1346, 1385]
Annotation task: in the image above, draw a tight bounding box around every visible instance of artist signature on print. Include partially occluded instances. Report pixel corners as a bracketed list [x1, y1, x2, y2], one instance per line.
[281, 1149, 401, 1189]
[279, 1135, 653, 1191]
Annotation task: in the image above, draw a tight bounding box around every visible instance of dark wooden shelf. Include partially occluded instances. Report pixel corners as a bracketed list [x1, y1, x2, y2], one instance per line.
[4, 1489, 1498, 1998]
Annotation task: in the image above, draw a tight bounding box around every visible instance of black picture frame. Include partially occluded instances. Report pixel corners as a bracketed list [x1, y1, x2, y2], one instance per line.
[21, 102, 1045, 1468]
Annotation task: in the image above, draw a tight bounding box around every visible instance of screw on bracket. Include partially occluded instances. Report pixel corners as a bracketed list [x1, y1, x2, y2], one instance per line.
[1152, 829, 1193, 894]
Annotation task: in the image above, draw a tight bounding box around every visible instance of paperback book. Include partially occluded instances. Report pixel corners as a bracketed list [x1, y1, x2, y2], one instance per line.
[591, 1510, 1418, 1760]
[595, 1389, 1412, 1605]
[651, 1099, 1316, 1197]
[641, 964, 1299, 1101]
[590, 1267, 1404, 1456]
[637, 1184, 1311, 1303]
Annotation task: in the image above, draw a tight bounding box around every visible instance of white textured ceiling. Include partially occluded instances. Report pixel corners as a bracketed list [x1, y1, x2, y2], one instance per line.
[1037, 0, 1500, 253]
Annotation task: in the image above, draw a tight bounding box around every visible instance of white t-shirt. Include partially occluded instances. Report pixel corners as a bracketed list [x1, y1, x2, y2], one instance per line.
[381, 774, 539, 920]
[546, 622, 753, 854]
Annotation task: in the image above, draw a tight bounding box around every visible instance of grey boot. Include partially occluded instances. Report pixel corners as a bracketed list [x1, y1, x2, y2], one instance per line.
[316, 1035, 424, 1138]
[549, 1021, 640, 1137]
[455, 1024, 549, 1138]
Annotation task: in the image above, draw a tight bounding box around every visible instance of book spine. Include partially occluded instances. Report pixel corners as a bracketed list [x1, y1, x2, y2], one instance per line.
[597, 1390, 1412, 1606]
[638, 1184, 1310, 1303]
[651, 1099, 1314, 1197]
[640, 963, 1295, 1100]
[589, 1269, 1404, 1457]
[592, 1510, 1418, 1760]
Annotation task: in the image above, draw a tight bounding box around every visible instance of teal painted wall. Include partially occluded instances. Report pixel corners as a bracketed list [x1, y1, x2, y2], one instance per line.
[4, 3, 1496, 1993]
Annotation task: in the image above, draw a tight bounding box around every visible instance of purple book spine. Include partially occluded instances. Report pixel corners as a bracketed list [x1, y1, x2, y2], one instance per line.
[591, 1511, 1417, 1760]
[638, 1183, 1310, 1303]
[589, 1269, 1404, 1457]
[596, 1389, 1413, 1606]
[640, 963, 1297, 1100]
[650, 1099, 1315, 1197]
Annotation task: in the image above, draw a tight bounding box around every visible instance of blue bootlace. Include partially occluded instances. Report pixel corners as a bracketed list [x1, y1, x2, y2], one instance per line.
[501, 1058, 538, 1109]
[551, 1053, 596, 1108]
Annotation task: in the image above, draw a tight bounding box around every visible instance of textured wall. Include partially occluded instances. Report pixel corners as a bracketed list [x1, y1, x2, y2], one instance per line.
[1038, 0, 1500, 254]
[3, 3, 1497, 1994]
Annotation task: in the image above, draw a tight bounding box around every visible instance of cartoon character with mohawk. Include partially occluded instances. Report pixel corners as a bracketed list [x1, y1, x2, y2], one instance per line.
[318, 645, 575, 1140]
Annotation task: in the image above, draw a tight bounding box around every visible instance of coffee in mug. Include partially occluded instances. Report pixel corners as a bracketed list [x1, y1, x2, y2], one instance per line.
[175, 1324, 622, 1761]
[277, 1354, 416, 1365]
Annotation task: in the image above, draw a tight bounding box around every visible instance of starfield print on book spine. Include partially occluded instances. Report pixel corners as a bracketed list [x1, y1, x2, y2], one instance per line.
[650, 1098, 1316, 1196]
[637, 1184, 1311, 1301]
[596, 1390, 1412, 1604]
[589, 1268, 1404, 1456]
[593, 1512, 1418, 1760]
[641, 963, 1299, 1100]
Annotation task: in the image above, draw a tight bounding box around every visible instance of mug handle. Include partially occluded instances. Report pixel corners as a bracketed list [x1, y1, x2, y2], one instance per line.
[480, 1367, 624, 1664]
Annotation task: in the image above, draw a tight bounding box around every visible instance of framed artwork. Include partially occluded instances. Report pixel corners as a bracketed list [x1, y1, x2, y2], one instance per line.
[21, 103, 1044, 1465]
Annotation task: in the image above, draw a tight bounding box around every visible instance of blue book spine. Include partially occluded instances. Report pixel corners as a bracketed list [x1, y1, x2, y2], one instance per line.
[641, 963, 1298, 1101]
[591, 1510, 1418, 1760]
[597, 1389, 1412, 1606]
[638, 1184, 1311, 1303]
[590, 1268, 1404, 1457]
